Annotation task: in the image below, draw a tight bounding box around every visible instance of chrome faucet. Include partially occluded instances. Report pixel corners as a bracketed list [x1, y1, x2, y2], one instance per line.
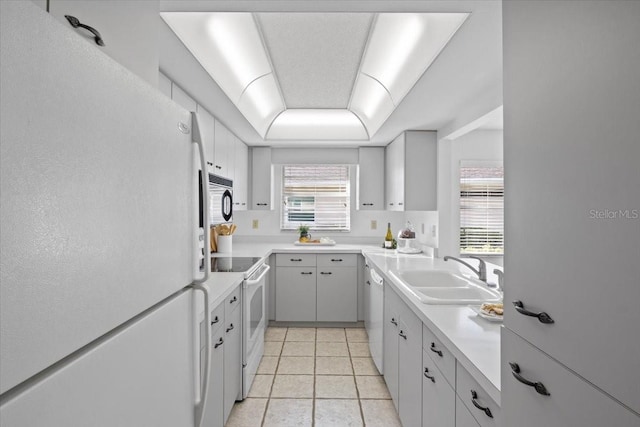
[443, 255, 487, 282]
[493, 269, 504, 292]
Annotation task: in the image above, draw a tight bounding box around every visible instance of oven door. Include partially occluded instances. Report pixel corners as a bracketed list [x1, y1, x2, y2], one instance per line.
[242, 263, 269, 397]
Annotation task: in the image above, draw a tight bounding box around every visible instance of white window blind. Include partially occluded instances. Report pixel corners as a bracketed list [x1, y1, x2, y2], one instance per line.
[459, 162, 504, 255]
[281, 165, 350, 231]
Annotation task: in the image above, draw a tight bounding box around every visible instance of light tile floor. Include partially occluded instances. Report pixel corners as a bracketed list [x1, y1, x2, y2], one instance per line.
[226, 327, 402, 427]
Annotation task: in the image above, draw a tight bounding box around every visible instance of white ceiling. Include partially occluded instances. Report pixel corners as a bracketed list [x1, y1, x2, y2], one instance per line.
[257, 13, 373, 109]
[158, 1, 503, 147]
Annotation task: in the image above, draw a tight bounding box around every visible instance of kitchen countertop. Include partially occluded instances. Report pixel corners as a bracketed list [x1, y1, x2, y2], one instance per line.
[201, 242, 501, 404]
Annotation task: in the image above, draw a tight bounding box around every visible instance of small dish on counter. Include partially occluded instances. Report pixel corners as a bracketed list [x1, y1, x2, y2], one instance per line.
[471, 303, 504, 322]
[293, 237, 336, 246]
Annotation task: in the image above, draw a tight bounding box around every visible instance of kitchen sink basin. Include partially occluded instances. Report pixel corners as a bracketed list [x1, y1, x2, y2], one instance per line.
[388, 269, 502, 305]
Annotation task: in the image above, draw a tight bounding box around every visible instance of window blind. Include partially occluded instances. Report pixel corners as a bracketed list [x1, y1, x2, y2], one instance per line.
[459, 162, 504, 255]
[281, 165, 350, 231]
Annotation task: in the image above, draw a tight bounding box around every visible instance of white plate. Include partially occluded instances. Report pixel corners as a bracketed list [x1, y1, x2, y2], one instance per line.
[470, 306, 503, 322]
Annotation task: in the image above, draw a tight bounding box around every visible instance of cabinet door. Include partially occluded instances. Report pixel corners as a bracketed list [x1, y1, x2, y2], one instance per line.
[357, 147, 385, 210]
[251, 147, 273, 210]
[383, 286, 400, 408]
[203, 327, 225, 427]
[363, 263, 372, 333]
[48, 0, 159, 86]
[398, 316, 422, 427]
[422, 351, 455, 427]
[503, 1, 640, 414]
[404, 131, 437, 211]
[223, 305, 241, 424]
[502, 328, 640, 427]
[233, 138, 249, 210]
[196, 105, 215, 173]
[385, 134, 405, 211]
[275, 267, 316, 321]
[213, 119, 229, 177]
[317, 267, 357, 322]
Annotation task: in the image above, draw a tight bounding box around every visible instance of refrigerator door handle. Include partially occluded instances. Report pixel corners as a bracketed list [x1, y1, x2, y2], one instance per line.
[191, 284, 211, 427]
[191, 112, 210, 285]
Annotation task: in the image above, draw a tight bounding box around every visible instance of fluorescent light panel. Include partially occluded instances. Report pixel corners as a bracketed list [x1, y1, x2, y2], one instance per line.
[161, 12, 468, 141]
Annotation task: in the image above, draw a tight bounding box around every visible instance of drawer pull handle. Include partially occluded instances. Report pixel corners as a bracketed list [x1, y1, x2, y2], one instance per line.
[320, 272, 332, 275]
[471, 390, 493, 418]
[290, 258, 302, 262]
[390, 318, 398, 326]
[423, 367, 435, 383]
[366, 280, 371, 286]
[226, 323, 234, 333]
[301, 272, 313, 275]
[210, 316, 219, 325]
[229, 296, 237, 304]
[331, 258, 343, 262]
[513, 300, 554, 324]
[257, 203, 267, 206]
[509, 362, 551, 396]
[430, 342, 443, 357]
[399, 330, 407, 340]
[64, 15, 105, 46]
[362, 203, 374, 206]
[214, 337, 224, 349]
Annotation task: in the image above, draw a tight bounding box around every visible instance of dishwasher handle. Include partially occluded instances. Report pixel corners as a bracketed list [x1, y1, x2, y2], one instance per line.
[370, 268, 384, 286]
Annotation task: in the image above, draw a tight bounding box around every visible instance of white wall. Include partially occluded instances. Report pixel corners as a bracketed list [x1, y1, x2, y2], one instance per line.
[437, 130, 503, 261]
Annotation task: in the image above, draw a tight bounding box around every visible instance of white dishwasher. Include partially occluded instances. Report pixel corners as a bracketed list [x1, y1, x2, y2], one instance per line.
[368, 266, 384, 373]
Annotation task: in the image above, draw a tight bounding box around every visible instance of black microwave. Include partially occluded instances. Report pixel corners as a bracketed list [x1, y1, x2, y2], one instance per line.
[199, 173, 233, 227]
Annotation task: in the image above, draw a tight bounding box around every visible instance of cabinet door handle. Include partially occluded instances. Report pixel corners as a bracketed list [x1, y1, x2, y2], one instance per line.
[242, 203, 246, 206]
[366, 280, 371, 286]
[214, 337, 224, 349]
[216, 165, 222, 169]
[229, 296, 237, 304]
[301, 272, 313, 275]
[210, 316, 219, 325]
[362, 203, 374, 206]
[390, 318, 398, 326]
[509, 362, 551, 396]
[64, 15, 105, 46]
[512, 300, 554, 324]
[320, 272, 332, 275]
[470, 390, 493, 418]
[423, 367, 435, 383]
[226, 323, 234, 333]
[290, 258, 302, 262]
[331, 258, 343, 262]
[389, 203, 394, 206]
[399, 330, 407, 340]
[398, 202, 404, 206]
[257, 203, 267, 206]
[430, 342, 443, 357]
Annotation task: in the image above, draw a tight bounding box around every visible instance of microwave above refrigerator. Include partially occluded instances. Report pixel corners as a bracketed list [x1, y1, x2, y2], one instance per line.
[200, 174, 232, 226]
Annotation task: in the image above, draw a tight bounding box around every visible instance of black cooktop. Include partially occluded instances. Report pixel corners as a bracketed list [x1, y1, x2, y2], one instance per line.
[211, 257, 262, 273]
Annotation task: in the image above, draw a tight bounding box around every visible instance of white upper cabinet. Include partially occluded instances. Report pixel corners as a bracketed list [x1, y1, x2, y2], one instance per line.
[214, 119, 233, 178]
[357, 147, 385, 210]
[385, 131, 437, 211]
[233, 137, 249, 210]
[195, 105, 215, 172]
[251, 147, 273, 210]
[48, 0, 159, 86]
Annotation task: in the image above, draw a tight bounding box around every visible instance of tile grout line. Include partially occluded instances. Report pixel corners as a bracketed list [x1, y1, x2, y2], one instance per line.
[346, 329, 367, 426]
[260, 327, 287, 427]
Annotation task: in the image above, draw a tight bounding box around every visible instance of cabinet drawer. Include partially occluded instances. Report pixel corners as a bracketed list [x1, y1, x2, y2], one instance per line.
[456, 396, 481, 427]
[225, 303, 241, 337]
[422, 324, 456, 388]
[200, 303, 225, 349]
[316, 254, 357, 267]
[276, 253, 316, 267]
[457, 361, 502, 427]
[502, 328, 640, 427]
[225, 286, 241, 318]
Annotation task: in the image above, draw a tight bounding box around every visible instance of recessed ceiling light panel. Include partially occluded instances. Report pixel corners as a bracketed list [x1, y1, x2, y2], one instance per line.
[267, 109, 368, 140]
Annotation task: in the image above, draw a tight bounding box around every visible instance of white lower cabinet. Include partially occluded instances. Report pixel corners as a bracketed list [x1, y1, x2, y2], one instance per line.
[383, 285, 422, 426]
[422, 350, 455, 427]
[201, 285, 242, 427]
[223, 302, 241, 424]
[456, 362, 501, 427]
[502, 328, 640, 427]
[275, 267, 316, 321]
[275, 253, 357, 322]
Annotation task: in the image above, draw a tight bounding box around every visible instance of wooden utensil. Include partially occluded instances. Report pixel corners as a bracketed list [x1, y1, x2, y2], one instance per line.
[210, 227, 217, 252]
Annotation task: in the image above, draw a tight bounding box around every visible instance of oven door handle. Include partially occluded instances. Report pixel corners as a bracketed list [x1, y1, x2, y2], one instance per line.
[244, 264, 271, 287]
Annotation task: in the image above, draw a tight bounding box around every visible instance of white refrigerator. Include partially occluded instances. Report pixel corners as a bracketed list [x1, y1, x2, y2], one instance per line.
[0, 2, 211, 425]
